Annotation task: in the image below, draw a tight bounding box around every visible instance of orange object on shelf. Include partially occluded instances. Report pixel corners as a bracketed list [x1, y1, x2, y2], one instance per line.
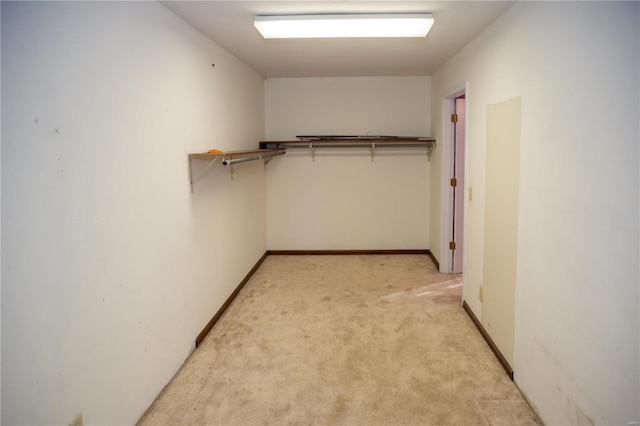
[207, 149, 223, 154]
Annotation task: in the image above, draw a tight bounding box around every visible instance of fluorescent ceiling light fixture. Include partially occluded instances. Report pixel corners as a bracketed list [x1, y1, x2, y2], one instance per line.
[254, 14, 434, 39]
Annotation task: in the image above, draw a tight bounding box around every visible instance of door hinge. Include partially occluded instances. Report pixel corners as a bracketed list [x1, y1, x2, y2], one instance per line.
[451, 113, 458, 123]
[449, 241, 456, 250]
[450, 178, 457, 187]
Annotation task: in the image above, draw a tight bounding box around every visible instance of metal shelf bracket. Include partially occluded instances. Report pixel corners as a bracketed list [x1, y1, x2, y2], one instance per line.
[309, 143, 315, 162]
[189, 156, 220, 192]
[222, 151, 286, 180]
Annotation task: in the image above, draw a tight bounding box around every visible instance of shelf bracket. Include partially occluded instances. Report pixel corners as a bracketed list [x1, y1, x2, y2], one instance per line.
[309, 143, 315, 162]
[371, 143, 375, 162]
[224, 155, 244, 181]
[427, 144, 435, 161]
[190, 156, 220, 192]
[229, 163, 243, 180]
[221, 151, 285, 179]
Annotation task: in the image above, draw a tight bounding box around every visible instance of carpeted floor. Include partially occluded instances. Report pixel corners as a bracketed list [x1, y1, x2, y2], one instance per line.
[138, 255, 541, 425]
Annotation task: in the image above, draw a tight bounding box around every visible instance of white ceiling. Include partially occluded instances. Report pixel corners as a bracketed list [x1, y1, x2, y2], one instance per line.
[161, 1, 514, 78]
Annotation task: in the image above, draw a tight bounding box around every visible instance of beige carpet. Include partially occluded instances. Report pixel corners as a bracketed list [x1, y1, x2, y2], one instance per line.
[138, 255, 541, 425]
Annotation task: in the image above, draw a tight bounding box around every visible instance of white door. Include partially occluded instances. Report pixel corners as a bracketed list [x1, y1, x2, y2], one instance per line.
[451, 96, 465, 273]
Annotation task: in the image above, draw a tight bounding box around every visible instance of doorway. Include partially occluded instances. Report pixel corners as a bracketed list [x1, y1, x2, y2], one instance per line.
[440, 84, 467, 276]
[451, 96, 465, 273]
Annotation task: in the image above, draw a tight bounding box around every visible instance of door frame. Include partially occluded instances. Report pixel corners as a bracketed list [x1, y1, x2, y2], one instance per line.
[439, 82, 469, 274]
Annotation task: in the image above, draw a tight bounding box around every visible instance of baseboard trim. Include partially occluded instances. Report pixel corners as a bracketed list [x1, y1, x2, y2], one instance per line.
[426, 251, 440, 269]
[462, 300, 514, 380]
[195, 251, 268, 348]
[266, 249, 431, 256]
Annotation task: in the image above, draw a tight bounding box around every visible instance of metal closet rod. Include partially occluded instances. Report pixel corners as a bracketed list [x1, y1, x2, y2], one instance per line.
[222, 151, 285, 166]
[276, 142, 434, 148]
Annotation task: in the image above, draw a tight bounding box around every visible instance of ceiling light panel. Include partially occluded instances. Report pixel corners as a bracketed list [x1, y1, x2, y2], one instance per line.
[254, 14, 434, 39]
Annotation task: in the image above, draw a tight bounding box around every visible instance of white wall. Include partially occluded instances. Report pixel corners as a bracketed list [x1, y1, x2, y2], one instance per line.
[1, 2, 265, 424]
[430, 2, 639, 425]
[265, 77, 431, 250]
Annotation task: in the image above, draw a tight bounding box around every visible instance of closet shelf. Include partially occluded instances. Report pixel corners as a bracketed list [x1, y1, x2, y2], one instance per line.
[188, 148, 285, 189]
[259, 138, 436, 162]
